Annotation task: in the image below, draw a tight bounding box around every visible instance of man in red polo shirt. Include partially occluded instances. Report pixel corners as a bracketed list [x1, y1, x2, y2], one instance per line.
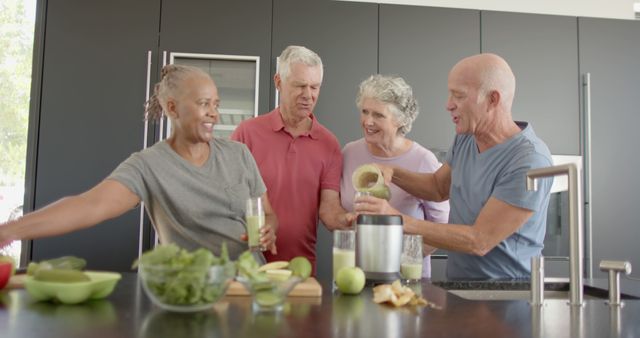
[231, 45, 354, 274]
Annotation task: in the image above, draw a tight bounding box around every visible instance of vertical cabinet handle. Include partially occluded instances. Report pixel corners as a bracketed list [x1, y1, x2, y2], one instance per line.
[159, 51, 168, 142]
[274, 57, 280, 110]
[138, 51, 153, 259]
[581, 73, 593, 278]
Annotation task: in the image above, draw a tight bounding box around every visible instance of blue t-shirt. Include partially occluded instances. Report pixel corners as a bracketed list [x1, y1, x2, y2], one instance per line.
[445, 122, 553, 280]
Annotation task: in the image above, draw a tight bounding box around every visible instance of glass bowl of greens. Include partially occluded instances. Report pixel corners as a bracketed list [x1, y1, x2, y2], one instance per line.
[235, 251, 302, 312]
[136, 244, 236, 312]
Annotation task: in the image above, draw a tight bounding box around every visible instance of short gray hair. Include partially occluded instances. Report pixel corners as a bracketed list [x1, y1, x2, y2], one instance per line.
[277, 45, 323, 82]
[356, 75, 419, 136]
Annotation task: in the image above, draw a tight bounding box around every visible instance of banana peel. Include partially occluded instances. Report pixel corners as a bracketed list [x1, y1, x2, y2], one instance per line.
[373, 280, 429, 307]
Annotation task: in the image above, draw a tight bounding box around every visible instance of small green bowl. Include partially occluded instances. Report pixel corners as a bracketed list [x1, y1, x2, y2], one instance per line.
[24, 271, 121, 304]
[236, 275, 302, 312]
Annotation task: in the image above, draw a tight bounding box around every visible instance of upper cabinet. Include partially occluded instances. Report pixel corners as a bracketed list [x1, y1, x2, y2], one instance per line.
[159, 0, 273, 117]
[481, 11, 580, 155]
[272, 0, 379, 145]
[271, 0, 378, 282]
[379, 5, 480, 152]
[578, 18, 640, 277]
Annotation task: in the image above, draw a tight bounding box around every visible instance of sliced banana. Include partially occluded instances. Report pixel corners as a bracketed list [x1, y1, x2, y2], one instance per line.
[257, 261, 289, 272]
[265, 269, 293, 281]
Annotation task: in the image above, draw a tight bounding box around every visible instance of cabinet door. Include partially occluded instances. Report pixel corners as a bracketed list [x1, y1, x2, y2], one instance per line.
[272, 0, 378, 282]
[579, 18, 640, 277]
[159, 0, 273, 117]
[481, 11, 580, 155]
[379, 5, 480, 152]
[32, 0, 160, 270]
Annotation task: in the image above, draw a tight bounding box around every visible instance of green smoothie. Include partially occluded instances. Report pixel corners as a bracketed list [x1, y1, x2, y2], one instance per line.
[246, 214, 264, 249]
[401, 262, 423, 280]
[333, 248, 355, 281]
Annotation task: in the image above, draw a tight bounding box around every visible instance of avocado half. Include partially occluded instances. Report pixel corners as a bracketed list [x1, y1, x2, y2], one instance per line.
[351, 164, 391, 200]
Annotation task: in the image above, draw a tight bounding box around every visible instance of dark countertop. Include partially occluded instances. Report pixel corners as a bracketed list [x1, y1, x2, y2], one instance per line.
[1, 273, 640, 338]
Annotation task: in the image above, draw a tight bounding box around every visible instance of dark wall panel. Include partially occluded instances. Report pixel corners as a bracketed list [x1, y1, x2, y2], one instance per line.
[272, 0, 378, 282]
[32, 0, 161, 270]
[379, 5, 480, 152]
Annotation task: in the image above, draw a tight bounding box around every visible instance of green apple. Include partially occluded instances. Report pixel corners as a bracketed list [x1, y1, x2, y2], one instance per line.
[288, 256, 312, 280]
[336, 267, 366, 295]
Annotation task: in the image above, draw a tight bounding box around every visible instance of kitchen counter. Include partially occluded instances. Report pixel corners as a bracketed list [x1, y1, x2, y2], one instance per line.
[1, 273, 640, 338]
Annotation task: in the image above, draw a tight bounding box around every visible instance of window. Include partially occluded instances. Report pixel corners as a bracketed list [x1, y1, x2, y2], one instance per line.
[0, 0, 37, 267]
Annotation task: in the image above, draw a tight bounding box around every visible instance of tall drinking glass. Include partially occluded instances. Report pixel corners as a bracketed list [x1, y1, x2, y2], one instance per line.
[333, 230, 356, 286]
[401, 234, 423, 282]
[354, 190, 372, 201]
[246, 197, 266, 252]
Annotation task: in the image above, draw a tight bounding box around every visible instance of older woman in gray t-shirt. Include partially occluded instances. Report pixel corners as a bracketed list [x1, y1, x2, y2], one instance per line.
[0, 65, 278, 260]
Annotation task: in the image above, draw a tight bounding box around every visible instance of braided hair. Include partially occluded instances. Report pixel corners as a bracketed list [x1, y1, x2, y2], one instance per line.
[144, 64, 209, 121]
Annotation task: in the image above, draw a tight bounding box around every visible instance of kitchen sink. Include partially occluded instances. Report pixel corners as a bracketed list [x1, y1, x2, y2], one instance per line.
[432, 279, 640, 301]
[447, 289, 600, 301]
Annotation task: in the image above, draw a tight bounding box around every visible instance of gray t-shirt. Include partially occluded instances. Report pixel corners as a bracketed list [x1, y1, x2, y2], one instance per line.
[108, 138, 266, 260]
[445, 122, 553, 280]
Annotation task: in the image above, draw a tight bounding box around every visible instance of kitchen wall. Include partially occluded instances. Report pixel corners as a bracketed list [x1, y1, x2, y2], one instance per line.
[26, 0, 640, 282]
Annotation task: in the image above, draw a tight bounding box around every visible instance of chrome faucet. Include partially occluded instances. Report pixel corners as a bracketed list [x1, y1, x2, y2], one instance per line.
[526, 163, 583, 306]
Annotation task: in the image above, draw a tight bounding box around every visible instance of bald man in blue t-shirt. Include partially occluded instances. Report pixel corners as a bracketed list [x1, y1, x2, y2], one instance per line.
[354, 53, 553, 280]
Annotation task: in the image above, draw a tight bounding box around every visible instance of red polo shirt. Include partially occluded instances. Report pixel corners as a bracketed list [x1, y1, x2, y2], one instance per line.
[231, 108, 342, 273]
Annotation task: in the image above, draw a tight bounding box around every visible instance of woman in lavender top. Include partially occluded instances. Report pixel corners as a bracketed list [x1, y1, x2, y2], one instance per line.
[341, 75, 449, 278]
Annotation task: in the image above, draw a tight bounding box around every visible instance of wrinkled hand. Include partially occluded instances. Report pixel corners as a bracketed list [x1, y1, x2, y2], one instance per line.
[353, 195, 399, 215]
[345, 212, 357, 227]
[374, 163, 394, 186]
[0, 224, 16, 249]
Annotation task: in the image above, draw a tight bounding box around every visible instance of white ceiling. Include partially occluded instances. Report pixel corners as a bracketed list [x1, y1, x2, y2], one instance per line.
[336, 0, 637, 20]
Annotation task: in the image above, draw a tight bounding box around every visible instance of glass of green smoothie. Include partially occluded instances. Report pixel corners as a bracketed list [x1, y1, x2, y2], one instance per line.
[333, 229, 356, 288]
[246, 197, 266, 252]
[401, 234, 423, 283]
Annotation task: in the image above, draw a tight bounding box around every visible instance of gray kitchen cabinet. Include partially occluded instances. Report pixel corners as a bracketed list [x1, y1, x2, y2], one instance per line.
[379, 5, 480, 152]
[481, 11, 580, 155]
[159, 0, 273, 117]
[30, 0, 161, 271]
[271, 0, 378, 282]
[578, 18, 640, 278]
[379, 5, 480, 280]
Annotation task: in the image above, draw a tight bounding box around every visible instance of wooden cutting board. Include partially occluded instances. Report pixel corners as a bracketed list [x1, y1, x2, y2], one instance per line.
[226, 277, 322, 297]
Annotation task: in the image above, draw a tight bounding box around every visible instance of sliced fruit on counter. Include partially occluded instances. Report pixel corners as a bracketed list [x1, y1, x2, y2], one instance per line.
[255, 290, 282, 306]
[288, 256, 312, 280]
[257, 261, 289, 272]
[265, 269, 292, 281]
